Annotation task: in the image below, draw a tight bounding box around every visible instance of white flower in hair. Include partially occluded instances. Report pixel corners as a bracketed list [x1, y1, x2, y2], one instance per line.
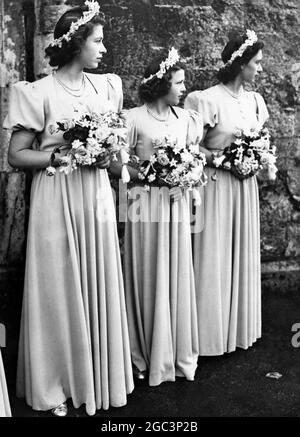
[142, 47, 180, 84]
[50, 0, 101, 48]
[224, 29, 258, 67]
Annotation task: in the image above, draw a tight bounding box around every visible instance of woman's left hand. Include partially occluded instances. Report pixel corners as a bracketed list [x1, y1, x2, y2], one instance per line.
[169, 187, 183, 202]
[92, 151, 111, 169]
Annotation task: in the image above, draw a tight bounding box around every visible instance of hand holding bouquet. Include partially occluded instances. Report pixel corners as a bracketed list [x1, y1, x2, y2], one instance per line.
[137, 135, 207, 204]
[213, 126, 277, 181]
[47, 111, 131, 182]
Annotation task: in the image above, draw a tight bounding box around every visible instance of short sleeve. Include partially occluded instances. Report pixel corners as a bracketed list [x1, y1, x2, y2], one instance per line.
[3, 81, 45, 133]
[186, 109, 204, 146]
[253, 92, 269, 126]
[106, 73, 123, 112]
[124, 109, 138, 152]
[184, 91, 218, 129]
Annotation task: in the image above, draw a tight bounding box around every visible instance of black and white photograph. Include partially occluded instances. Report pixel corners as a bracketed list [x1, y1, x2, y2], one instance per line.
[0, 0, 300, 426]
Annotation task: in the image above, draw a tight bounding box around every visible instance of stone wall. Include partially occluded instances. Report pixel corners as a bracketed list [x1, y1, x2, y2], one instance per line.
[0, 0, 300, 295]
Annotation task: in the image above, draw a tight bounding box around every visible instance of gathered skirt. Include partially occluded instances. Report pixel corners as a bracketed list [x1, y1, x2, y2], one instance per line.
[0, 351, 11, 417]
[193, 168, 261, 355]
[124, 186, 199, 386]
[17, 167, 134, 415]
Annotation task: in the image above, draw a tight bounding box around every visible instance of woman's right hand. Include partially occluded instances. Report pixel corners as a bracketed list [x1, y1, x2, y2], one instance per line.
[169, 187, 183, 202]
[92, 151, 111, 169]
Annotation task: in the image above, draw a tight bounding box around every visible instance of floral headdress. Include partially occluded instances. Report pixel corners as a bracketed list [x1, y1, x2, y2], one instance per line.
[141, 47, 180, 84]
[224, 30, 258, 67]
[49, 0, 102, 48]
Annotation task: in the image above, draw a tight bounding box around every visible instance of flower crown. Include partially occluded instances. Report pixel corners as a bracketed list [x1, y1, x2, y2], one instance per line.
[224, 30, 258, 67]
[141, 47, 180, 84]
[49, 0, 102, 48]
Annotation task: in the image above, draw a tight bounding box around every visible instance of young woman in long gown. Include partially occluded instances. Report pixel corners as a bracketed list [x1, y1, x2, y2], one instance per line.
[0, 350, 11, 417]
[3, 2, 133, 416]
[112, 49, 203, 386]
[185, 30, 269, 356]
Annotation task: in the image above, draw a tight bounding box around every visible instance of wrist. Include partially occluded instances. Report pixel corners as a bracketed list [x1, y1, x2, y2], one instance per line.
[46, 147, 61, 176]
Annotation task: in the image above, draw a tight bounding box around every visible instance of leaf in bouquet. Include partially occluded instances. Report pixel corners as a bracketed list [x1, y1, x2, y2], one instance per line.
[63, 131, 73, 141]
[56, 121, 67, 131]
[73, 126, 90, 141]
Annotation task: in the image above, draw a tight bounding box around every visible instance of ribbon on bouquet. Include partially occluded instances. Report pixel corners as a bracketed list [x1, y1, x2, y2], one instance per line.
[119, 148, 131, 183]
[192, 187, 202, 206]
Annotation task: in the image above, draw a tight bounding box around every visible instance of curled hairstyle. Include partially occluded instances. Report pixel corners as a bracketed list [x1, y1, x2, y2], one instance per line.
[45, 6, 105, 68]
[139, 52, 185, 103]
[217, 31, 264, 84]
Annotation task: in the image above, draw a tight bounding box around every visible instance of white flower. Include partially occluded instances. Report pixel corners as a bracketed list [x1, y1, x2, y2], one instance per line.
[72, 139, 84, 149]
[234, 138, 243, 146]
[63, 119, 76, 130]
[213, 155, 226, 168]
[148, 174, 156, 183]
[267, 164, 278, 180]
[223, 162, 232, 170]
[180, 150, 193, 164]
[46, 166, 56, 176]
[188, 144, 199, 155]
[138, 172, 146, 180]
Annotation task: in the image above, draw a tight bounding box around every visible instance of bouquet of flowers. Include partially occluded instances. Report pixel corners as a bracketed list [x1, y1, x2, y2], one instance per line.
[213, 126, 277, 180]
[48, 111, 130, 182]
[137, 135, 207, 203]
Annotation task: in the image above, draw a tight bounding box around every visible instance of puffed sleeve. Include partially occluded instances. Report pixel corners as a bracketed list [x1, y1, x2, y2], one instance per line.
[186, 109, 204, 146]
[253, 92, 269, 126]
[124, 109, 138, 152]
[106, 73, 123, 112]
[3, 81, 45, 132]
[184, 90, 218, 129]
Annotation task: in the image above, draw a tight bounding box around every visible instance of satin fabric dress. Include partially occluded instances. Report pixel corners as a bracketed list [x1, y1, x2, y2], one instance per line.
[4, 73, 134, 414]
[0, 351, 11, 417]
[124, 105, 203, 386]
[185, 84, 269, 355]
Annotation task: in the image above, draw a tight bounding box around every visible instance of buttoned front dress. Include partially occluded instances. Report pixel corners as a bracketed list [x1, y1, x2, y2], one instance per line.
[185, 84, 269, 355]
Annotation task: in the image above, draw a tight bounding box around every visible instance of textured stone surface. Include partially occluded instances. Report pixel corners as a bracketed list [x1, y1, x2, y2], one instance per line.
[99, 0, 300, 268]
[0, 0, 27, 268]
[0, 0, 299, 280]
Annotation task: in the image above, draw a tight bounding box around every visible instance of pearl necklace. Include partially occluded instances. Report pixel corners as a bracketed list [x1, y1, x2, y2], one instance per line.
[54, 73, 86, 97]
[145, 105, 171, 122]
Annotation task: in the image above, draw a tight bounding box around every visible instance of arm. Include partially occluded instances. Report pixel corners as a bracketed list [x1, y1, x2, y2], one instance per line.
[185, 93, 218, 168]
[8, 131, 59, 169]
[8, 130, 110, 170]
[198, 137, 215, 167]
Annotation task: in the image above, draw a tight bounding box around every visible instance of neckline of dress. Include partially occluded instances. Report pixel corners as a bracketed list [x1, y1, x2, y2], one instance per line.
[52, 71, 87, 98]
[220, 83, 245, 99]
[145, 104, 171, 122]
